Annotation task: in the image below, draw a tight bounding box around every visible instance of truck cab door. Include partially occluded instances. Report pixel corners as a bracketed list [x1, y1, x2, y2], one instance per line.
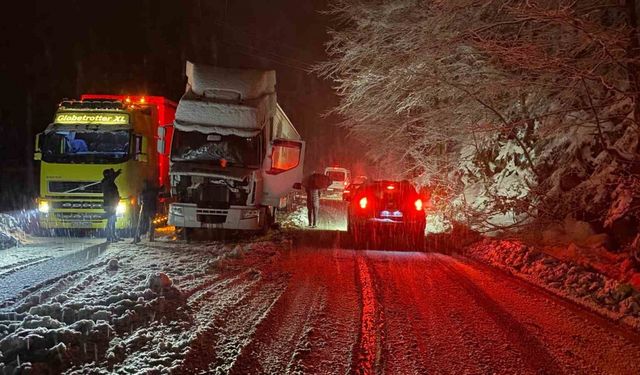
[262, 139, 305, 207]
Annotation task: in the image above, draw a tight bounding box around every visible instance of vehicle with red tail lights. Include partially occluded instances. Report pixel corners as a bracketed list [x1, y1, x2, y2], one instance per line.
[347, 180, 426, 249]
[342, 175, 368, 201]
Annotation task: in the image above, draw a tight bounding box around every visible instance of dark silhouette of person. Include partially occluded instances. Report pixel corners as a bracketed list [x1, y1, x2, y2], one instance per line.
[134, 179, 162, 243]
[302, 173, 323, 227]
[101, 168, 122, 242]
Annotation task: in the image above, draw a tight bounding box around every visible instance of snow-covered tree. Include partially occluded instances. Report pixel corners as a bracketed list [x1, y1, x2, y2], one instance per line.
[320, 0, 640, 243]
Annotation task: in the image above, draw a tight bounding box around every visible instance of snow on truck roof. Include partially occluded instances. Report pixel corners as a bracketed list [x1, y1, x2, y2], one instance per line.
[186, 62, 276, 100]
[174, 62, 281, 137]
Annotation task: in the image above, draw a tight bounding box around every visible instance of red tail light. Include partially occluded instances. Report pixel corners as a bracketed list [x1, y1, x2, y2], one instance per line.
[414, 199, 423, 211]
[359, 197, 368, 209]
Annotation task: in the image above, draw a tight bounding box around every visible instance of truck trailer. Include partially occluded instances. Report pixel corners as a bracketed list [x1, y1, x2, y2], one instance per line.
[160, 62, 305, 233]
[34, 95, 176, 232]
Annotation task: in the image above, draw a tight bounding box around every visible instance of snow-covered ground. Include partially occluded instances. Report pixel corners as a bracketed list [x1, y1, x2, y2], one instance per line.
[0, 233, 290, 374]
[3, 217, 640, 373]
[0, 237, 105, 303]
[279, 198, 347, 231]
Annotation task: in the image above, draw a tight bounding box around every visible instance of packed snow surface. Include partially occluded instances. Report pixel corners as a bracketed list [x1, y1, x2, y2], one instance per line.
[2, 226, 640, 373]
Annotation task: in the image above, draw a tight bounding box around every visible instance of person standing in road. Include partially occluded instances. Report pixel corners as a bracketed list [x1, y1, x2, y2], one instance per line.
[302, 173, 323, 228]
[101, 168, 122, 242]
[134, 179, 161, 243]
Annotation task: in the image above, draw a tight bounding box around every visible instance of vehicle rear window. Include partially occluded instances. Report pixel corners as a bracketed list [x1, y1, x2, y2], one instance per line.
[327, 171, 346, 181]
[359, 182, 417, 198]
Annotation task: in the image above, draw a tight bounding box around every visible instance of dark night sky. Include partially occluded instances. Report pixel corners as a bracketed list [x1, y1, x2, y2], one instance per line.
[0, 0, 365, 209]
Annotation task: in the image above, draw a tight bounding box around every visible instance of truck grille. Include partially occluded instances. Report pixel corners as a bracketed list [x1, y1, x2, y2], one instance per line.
[52, 201, 103, 209]
[49, 181, 102, 194]
[195, 184, 230, 209]
[55, 212, 106, 221]
[198, 214, 226, 224]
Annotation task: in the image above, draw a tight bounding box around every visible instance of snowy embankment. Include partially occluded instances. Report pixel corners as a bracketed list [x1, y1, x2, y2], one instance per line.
[0, 235, 288, 374]
[466, 239, 640, 330]
[0, 214, 28, 250]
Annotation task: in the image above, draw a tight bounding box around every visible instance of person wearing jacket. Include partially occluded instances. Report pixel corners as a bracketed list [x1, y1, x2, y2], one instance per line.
[302, 172, 327, 228]
[101, 168, 122, 242]
[133, 179, 162, 243]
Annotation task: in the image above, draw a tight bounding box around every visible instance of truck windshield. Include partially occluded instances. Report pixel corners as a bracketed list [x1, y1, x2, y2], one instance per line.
[171, 130, 261, 168]
[41, 130, 130, 164]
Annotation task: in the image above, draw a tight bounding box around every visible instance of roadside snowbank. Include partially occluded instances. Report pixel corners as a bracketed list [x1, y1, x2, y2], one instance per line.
[466, 239, 640, 329]
[0, 214, 26, 250]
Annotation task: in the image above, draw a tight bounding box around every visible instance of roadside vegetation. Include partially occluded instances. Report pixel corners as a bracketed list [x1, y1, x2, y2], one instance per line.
[318, 0, 640, 285]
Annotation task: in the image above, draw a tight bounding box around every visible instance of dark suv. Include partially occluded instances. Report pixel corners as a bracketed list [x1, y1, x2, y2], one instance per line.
[347, 180, 426, 249]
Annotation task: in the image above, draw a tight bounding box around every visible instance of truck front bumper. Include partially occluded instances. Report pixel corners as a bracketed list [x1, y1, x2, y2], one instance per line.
[167, 203, 264, 230]
[37, 197, 133, 230]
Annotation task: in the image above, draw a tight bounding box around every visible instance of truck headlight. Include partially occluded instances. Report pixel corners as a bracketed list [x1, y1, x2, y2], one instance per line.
[241, 209, 259, 220]
[116, 201, 127, 215]
[38, 200, 50, 213]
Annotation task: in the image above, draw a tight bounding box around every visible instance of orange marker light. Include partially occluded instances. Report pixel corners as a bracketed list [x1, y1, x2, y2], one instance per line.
[415, 199, 423, 211]
[387, 185, 395, 190]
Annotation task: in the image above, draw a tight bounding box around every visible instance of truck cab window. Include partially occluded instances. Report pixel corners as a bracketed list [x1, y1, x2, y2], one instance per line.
[41, 130, 131, 164]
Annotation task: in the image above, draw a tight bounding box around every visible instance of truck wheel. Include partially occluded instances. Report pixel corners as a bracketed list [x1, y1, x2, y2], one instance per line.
[176, 227, 192, 242]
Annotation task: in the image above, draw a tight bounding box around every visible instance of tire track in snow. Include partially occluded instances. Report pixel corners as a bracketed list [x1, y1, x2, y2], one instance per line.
[176, 274, 288, 373]
[0, 241, 108, 304]
[367, 253, 431, 375]
[281, 248, 361, 375]
[227, 271, 328, 374]
[284, 289, 327, 374]
[352, 255, 381, 375]
[404, 254, 493, 374]
[449, 255, 640, 373]
[432, 255, 564, 374]
[0, 256, 52, 278]
[1, 260, 109, 313]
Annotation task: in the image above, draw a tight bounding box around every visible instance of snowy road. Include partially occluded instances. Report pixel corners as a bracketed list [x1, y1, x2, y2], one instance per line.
[211, 243, 640, 374]
[0, 238, 105, 304]
[2, 231, 640, 373]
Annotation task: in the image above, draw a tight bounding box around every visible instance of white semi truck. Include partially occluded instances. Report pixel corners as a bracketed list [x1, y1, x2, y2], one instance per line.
[159, 62, 305, 234]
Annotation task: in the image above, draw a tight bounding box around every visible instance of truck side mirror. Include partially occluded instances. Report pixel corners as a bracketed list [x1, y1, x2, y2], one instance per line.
[266, 139, 302, 175]
[34, 133, 42, 161]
